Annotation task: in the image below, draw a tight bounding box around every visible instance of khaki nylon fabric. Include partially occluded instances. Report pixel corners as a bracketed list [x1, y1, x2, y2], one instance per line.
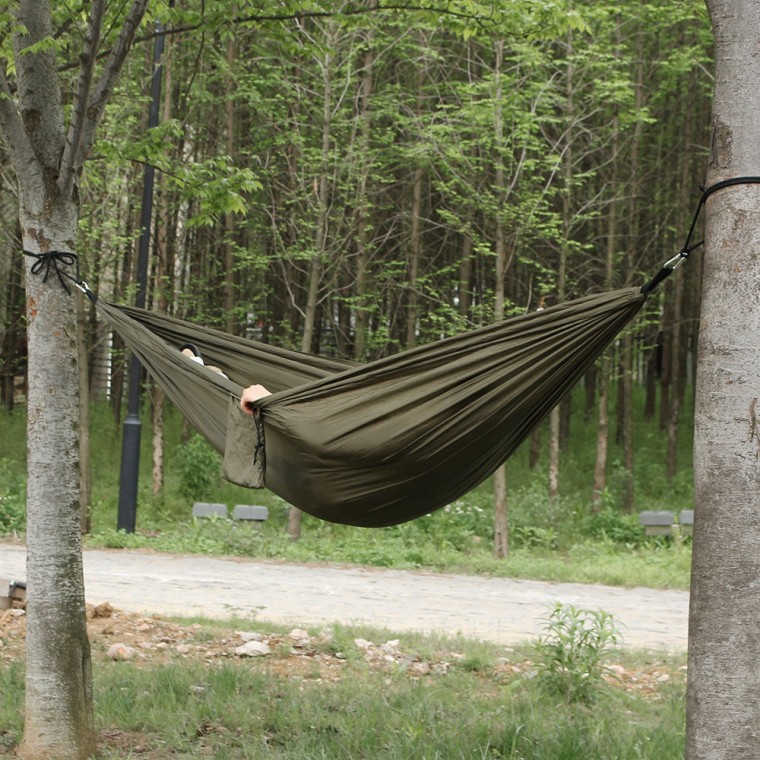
[96, 287, 645, 527]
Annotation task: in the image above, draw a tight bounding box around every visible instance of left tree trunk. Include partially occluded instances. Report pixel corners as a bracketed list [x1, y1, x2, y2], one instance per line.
[19, 200, 95, 759]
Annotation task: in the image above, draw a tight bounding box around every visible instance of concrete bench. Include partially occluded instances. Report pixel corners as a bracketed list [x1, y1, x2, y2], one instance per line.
[232, 505, 269, 523]
[639, 511, 675, 536]
[679, 509, 694, 535]
[0, 579, 26, 610]
[192, 502, 228, 519]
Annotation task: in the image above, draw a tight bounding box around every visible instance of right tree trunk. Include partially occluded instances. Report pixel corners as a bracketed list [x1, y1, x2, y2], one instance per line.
[687, 3, 760, 757]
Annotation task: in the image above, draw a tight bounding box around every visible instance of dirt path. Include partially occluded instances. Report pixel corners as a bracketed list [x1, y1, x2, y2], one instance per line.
[0, 543, 688, 650]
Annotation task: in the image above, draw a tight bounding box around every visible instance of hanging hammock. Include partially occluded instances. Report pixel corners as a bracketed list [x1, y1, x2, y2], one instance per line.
[94, 286, 645, 527]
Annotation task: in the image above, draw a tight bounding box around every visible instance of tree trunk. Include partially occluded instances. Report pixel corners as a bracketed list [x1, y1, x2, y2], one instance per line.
[687, 3, 760, 757]
[289, 23, 337, 539]
[618, 26, 646, 512]
[591, 365, 610, 511]
[19, 203, 96, 759]
[353, 32, 375, 360]
[665, 85, 694, 479]
[223, 34, 238, 335]
[620, 334, 635, 512]
[406, 61, 427, 350]
[528, 427, 541, 470]
[492, 38, 509, 558]
[2, 248, 24, 411]
[549, 27, 574, 503]
[548, 408, 560, 501]
[77, 293, 92, 534]
[493, 466, 508, 559]
[592, 110, 619, 509]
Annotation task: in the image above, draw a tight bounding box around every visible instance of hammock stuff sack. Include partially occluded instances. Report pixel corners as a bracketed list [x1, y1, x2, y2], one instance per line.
[96, 286, 645, 528]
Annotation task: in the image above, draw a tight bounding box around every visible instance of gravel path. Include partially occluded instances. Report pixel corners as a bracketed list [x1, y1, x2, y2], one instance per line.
[0, 543, 688, 651]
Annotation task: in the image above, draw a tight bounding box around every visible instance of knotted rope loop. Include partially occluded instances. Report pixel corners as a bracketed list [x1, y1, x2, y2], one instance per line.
[23, 249, 96, 301]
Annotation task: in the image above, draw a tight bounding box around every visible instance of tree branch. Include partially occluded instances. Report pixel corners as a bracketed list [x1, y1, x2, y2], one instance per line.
[59, 0, 105, 200]
[14, 0, 65, 169]
[136, 1, 496, 44]
[71, 0, 150, 177]
[0, 59, 42, 187]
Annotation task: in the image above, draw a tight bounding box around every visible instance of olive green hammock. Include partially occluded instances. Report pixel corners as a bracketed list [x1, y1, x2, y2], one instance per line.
[93, 285, 647, 528]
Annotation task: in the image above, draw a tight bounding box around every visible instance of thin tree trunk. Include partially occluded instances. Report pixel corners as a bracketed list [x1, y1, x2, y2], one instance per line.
[289, 23, 337, 539]
[592, 65, 620, 510]
[549, 28, 574, 499]
[583, 365, 597, 422]
[77, 292, 92, 534]
[353, 30, 375, 360]
[150, 34, 175, 498]
[620, 334, 635, 512]
[223, 34, 237, 335]
[665, 77, 694, 479]
[406, 62, 427, 350]
[548, 409, 560, 501]
[2, 248, 24, 411]
[458, 231, 473, 319]
[643, 336, 658, 419]
[619, 26, 646, 513]
[492, 38, 508, 559]
[528, 428, 541, 469]
[591, 368, 610, 511]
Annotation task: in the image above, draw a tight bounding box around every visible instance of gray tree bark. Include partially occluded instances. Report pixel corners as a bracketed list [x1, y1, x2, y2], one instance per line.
[686, 2, 760, 757]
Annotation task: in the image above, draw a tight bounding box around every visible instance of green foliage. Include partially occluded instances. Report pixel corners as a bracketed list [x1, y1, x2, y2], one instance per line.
[0, 459, 25, 535]
[173, 435, 222, 501]
[534, 602, 621, 704]
[581, 505, 646, 546]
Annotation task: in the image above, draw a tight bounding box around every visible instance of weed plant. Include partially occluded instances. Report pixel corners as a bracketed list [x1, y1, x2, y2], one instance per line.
[0, 386, 694, 589]
[534, 602, 621, 704]
[0, 459, 25, 535]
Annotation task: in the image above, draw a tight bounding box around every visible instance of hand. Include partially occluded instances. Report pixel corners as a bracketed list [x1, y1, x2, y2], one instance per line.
[240, 384, 271, 415]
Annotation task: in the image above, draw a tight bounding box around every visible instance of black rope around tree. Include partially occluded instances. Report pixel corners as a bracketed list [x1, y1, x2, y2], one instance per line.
[22, 249, 96, 301]
[641, 175, 760, 296]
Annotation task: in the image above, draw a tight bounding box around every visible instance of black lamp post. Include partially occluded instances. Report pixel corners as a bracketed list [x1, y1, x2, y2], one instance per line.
[117, 21, 167, 532]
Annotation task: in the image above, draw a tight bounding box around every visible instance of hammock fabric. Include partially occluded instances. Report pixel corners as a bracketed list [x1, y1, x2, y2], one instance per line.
[96, 286, 645, 527]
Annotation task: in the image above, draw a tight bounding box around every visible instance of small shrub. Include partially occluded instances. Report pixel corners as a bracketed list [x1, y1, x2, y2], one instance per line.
[534, 601, 620, 704]
[581, 506, 644, 546]
[512, 525, 559, 550]
[174, 435, 221, 500]
[0, 460, 25, 535]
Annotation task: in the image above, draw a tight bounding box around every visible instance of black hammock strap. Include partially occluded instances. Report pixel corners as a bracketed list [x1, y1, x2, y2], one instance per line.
[641, 175, 760, 296]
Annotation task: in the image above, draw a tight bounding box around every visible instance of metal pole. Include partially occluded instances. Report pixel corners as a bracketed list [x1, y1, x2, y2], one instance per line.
[117, 21, 167, 532]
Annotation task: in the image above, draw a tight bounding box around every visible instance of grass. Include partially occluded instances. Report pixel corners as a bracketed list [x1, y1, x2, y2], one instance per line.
[0, 618, 687, 759]
[0, 387, 695, 590]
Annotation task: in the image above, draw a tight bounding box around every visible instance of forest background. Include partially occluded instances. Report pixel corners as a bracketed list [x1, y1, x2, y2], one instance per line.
[0, 0, 711, 575]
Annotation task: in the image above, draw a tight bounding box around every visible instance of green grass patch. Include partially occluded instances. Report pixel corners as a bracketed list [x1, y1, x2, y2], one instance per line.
[0, 618, 686, 759]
